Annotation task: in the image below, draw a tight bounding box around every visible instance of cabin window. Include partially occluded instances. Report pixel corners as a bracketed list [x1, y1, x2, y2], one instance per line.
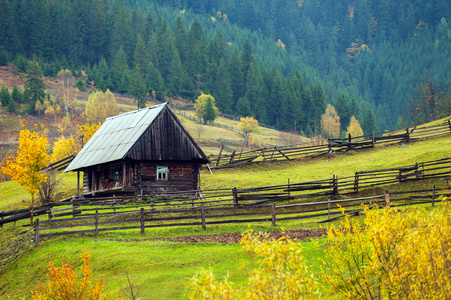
[113, 169, 123, 180]
[157, 166, 169, 180]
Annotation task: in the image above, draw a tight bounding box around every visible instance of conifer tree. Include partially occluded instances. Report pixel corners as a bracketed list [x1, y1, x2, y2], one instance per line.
[24, 57, 46, 114]
[363, 108, 376, 135]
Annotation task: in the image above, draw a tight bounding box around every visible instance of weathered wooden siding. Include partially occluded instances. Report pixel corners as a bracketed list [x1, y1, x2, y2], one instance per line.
[126, 109, 206, 162]
[138, 161, 200, 192]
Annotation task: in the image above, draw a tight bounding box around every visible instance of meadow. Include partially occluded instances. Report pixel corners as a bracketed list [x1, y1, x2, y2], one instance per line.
[0, 131, 450, 298]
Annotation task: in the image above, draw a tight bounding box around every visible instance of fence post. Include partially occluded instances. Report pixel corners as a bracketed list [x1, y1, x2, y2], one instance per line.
[385, 191, 390, 209]
[372, 132, 375, 148]
[327, 198, 331, 219]
[287, 179, 291, 200]
[200, 204, 206, 230]
[271, 202, 276, 226]
[333, 175, 338, 195]
[348, 133, 352, 150]
[354, 173, 359, 193]
[35, 219, 40, 247]
[432, 185, 435, 207]
[232, 187, 238, 207]
[406, 128, 410, 143]
[95, 209, 99, 237]
[140, 208, 145, 234]
[448, 120, 451, 133]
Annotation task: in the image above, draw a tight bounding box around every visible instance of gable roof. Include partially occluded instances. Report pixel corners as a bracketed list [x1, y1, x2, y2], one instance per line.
[65, 103, 208, 172]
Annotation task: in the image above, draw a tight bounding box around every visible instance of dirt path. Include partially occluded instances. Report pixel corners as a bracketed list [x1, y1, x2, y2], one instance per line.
[112, 229, 327, 244]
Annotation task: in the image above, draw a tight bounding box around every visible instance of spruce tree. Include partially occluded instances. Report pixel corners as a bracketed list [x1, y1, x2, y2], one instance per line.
[24, 57, 46, 114]
[0, 87, 11, 107]
[363, 108, 376, 135]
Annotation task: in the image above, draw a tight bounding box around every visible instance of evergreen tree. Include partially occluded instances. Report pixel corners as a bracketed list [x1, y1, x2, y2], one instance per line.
[240, 39, 255, 79]
[111, 46, 130, 90]
[24, 57, 46, 114]
[0, 87, 11, 107]
[168, 48, 192, 98]
[203, 97, 218, 124]
[229, 48, 245, 109]
[213, 58, 233, 114]
[134, 34, 149, 74]
[363, 108, 376, 135]
[12, 85, 23, 104]
[335, 93, 350, 132]
[130, 67, 147, 109]
[90, 0, 109, 63]
[0, 0, 21, 54]
[244, 61, 267, 122]
[187, 19, 208, 79]
[236, 96, 252, 117]
[146, 61, 165, 100]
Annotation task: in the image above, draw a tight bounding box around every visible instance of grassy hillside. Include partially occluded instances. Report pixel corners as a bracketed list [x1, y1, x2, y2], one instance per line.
[0, 131, 450, 298]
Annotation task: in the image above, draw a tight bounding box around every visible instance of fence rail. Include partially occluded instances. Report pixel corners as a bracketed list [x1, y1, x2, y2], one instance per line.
[32, 186, 450, 244]
[0, 227, 34, 267]
[208, 121, 451, 169]
[2, 157, 451, 227]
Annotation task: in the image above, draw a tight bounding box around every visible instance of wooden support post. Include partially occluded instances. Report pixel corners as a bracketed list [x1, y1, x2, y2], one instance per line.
[232, 187, 238, 207]
[354, 173, 359, 192]
[372, 132, 375, 148]
[447, 179, 451, 196]
[448, 120, 451, 133]
[140, 189, 143, 202]
[140, 208, 145, 235]
[123, 162, 126, 187]
[35, 219, 40, 247]
[327, 198, 331, 219]
[229, 150, 236, 164]
[95, 209, 99, 237]
[385, 191, 390, 209]
[200, 204, 206, 230]
[271, 202, 276, 226]
[406, 128, 410, 143]
[77, 171, 80, 197]
[348, 133, 352, 150]
[287, 179, 291, 200]
[113, 195, 116, 214]
[216, 144, 224, 167]
[432, 185, 435, 207]
[333, 175, 338, 195]
[328, 138, 331, 152]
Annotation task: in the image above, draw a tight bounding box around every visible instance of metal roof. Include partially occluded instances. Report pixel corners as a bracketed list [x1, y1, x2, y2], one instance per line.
[65, 103, 167, 172]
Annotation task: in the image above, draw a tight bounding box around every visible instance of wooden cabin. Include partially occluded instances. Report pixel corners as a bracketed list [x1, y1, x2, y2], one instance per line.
[65, 103, 209, 196]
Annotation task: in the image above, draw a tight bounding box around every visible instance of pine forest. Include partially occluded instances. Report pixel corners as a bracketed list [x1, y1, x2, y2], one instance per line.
[1, 0, 451, 135]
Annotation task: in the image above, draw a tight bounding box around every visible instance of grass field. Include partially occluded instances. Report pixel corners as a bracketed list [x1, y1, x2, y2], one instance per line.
[0, 132, 450, 298]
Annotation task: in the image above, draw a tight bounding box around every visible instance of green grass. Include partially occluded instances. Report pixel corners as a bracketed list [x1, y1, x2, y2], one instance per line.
[200, 134, 451, 189]
[0, 126, 450, 298]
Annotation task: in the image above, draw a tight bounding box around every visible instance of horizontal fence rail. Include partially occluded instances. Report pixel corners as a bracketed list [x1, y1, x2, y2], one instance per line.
[31, 186, 451, 244]
[207, 121, 451, 169]
[0, 227, 34, 268]
[1, 157, 451, 227]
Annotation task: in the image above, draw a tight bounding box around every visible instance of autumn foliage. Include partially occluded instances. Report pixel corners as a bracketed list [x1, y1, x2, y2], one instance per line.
[189, 199, 451, 299]
[320, 104, 340, 138]
[187, 229, 319, 299]
[31, 249, 108, 300]
[346, 116, 364, 138]
[85, 89, 119, 123]
[1, 123, 50, 204]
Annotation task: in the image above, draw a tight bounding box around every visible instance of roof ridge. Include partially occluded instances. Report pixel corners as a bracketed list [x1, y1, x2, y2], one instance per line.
[105, 102, 167, 121]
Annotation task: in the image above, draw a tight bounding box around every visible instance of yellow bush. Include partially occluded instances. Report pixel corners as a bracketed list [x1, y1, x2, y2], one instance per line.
[187, 230, 319, 299]
[31, 249, 108, 300]
[321, 199, 451, 299]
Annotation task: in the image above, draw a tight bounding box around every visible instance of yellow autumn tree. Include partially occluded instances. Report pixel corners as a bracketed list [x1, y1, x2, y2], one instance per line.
[77, 122, 101, 146]
[346, 116, 363, 138]
[0, 123, 50, 208]
[85, 89, 119, 123]
[31, 249, 108, 300]
[51, 135, 80, 163]
[237, 116, 260, 146]
[321, 104, 340, 138]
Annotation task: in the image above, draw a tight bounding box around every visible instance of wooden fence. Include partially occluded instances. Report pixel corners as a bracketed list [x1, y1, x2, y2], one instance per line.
[32, 185, 450, 245]
[2, 157, 450, 227]
[208, 121, 451, 169]
[0, 227, 34, 267]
